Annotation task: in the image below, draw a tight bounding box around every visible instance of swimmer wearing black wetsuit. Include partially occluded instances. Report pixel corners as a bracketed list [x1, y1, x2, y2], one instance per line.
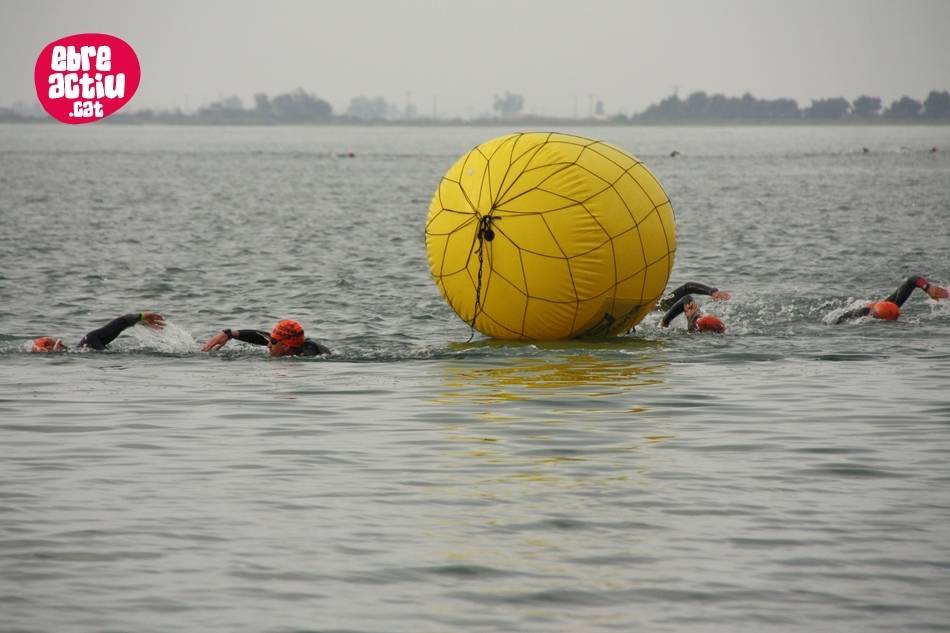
[657, 282, 730, 312]
[219, 328, 330, 356]
[834, 275, 949, 324]
[201, 319, 330, 357]
[660, 293, 727, 333]
[31, 312, 166, 352]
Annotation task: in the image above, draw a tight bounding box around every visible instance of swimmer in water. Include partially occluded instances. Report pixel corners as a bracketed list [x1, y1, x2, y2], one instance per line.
[657, 282, 731, 312]
[30, 312, 166, 352]
[201, 319, 330, 357]
[834, 275, 948, 324]
[660, 294, 726, 333]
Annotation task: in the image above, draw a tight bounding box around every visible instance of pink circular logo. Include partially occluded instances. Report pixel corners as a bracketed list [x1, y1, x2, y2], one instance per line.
[34, 33, 140, 124]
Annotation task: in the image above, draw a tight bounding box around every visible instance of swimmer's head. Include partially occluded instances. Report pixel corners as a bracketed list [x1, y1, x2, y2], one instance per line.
[268, 319, 305, 356]
[695, 314, 726, 333]
[31, 336, 66, 353]
[869, 300, 900, 321]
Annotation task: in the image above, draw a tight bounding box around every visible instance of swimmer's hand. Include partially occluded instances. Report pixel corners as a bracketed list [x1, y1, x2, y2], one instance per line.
[926, 284, 949, 300]
[140, 312, 166, 329]
[711, 290, 731, 301]
[201, 330, 231, 352]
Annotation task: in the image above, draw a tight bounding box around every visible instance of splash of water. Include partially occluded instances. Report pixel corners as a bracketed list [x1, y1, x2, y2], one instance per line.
[127, 319, 200, 353]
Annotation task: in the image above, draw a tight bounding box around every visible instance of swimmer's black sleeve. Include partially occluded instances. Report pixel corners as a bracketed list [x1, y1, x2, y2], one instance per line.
[297, 339, 331, 357]
[232, 330, 272, 346]
[658, 282, 718, 311]
[78, 313, 139, 350]
[661, 294, 694, 328]
[834, 306, 871, 324]
[884, 276, 925, 307]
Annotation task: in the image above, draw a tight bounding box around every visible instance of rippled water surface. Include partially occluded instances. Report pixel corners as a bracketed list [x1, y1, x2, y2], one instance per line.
[2, 124, 949, 632]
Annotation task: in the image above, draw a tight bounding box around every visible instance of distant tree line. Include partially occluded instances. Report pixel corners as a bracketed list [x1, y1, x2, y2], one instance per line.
[109, 89, 410, 124]
[126, 89, 336, 124]
[2, 87, 949, 124]
[629, 90, 950, 122]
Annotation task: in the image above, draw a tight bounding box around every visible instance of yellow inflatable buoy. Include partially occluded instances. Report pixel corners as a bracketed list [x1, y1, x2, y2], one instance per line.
[425, 132, 676, 340]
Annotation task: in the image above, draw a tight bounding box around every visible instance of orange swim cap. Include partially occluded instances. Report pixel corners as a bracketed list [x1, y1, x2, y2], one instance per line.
[270, 319, 305, 348]
[869, 300, 900, 321]
[31, 336, 64, 352]
[695, 315, 726, 333]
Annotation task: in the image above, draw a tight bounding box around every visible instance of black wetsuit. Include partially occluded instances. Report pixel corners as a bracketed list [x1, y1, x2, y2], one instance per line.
[77, 313, 143, 350]
[230, 329, 330, 356]
[658, 282, 720, 312]
[834, 275, 931, 324]
[660, 294, 701, 331]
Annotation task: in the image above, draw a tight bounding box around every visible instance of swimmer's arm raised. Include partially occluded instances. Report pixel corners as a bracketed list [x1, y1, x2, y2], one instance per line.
[884, 276, 948, 305]
[659, 282, 728, 311]
[80, 312, 164, 349]
[682, 282, 730, 301]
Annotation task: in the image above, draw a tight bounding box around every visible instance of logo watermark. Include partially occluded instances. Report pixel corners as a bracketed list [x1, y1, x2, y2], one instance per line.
[34, 33, 140, 124]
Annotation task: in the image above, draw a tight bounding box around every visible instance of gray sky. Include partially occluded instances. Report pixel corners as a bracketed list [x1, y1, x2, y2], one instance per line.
[4, 0, 949, 117]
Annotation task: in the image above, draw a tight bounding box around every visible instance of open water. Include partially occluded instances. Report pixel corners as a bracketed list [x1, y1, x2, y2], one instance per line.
[1, 123, 949, 632]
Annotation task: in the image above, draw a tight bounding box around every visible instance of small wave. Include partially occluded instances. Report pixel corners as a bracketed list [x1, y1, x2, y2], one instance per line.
[794, 463, 909, 478]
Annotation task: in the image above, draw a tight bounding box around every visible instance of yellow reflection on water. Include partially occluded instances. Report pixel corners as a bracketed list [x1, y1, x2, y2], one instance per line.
[424, 346, 676, 504]
[433, 352, 667, 406]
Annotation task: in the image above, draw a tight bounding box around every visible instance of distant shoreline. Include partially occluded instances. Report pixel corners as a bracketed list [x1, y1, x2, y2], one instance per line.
[8, 88, 948, 127]
[3, 117, 950, 127]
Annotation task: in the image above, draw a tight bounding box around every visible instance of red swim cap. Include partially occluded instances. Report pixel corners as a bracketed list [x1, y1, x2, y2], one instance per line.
[31, 336, 64, 352]
[270, 319, 305, 348]
[869, 301, 900, 321]
[695, 315, 726, 333]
